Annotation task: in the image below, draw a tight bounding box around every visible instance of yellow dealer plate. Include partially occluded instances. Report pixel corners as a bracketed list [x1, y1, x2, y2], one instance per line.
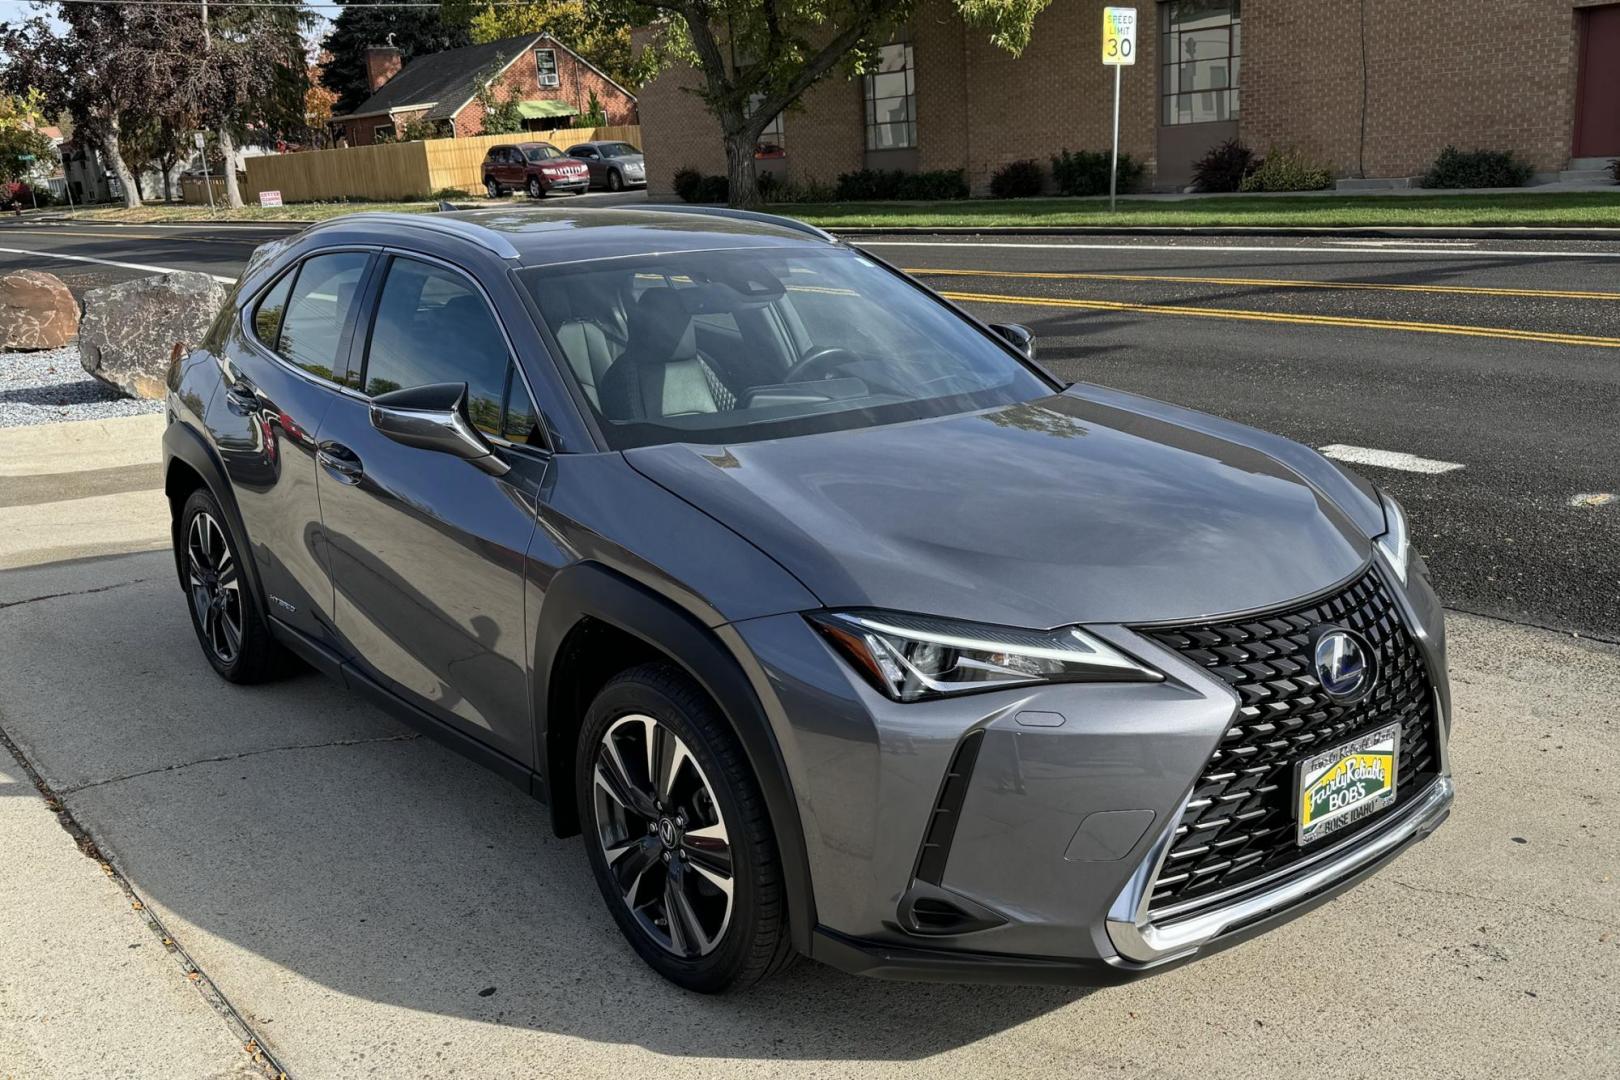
[1296, 722, 1400, 846]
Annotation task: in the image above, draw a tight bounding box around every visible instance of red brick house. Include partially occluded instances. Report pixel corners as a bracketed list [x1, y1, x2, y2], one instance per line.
[333, 33, 638, 147]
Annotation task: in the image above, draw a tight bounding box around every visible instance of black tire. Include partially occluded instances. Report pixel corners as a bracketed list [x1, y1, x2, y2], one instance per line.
[178, 488, 283, 684]
[527, 176, 542, 198]
[577, 662, 795, 993]
[485, 177, 502, 199]
[607, 169, 624, 192]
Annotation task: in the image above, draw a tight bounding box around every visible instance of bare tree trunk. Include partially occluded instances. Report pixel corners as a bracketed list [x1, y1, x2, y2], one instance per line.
[160, 158, 175, 203]
[100, 118, 143, 209]
[724, 129, 760, 208]
[219, 126, 244, 209]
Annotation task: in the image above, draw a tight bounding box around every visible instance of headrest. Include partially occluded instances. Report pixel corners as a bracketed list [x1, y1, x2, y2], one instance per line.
[627, 288, 696, 364]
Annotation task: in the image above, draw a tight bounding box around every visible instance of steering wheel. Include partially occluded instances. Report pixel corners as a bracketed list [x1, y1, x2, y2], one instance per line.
[782, 346, 862, 384]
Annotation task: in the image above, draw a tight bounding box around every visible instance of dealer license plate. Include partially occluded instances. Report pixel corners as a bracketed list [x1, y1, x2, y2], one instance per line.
[1295, 722, 1401, 847]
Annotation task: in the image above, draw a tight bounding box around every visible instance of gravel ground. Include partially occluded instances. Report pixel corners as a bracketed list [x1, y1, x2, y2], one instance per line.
[0, 345, 164, 428]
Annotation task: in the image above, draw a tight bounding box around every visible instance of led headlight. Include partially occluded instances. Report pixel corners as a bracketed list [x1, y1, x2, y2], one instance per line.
[1375, 492, 1412, 585]
[809, 610, 1161, 702]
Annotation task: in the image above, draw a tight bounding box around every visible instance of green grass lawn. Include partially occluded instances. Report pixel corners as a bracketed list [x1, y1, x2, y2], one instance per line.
[51, 189, 1620, 229]
[775, 191, 1620, 229]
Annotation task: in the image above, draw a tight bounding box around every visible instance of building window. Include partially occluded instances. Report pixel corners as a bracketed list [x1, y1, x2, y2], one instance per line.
[535, 48, 560, 88]
[750, 95, 786, 158]
[373, 123, 396, 143]
[864, 42, 915, 150]
[1161, 0, 1241, 125]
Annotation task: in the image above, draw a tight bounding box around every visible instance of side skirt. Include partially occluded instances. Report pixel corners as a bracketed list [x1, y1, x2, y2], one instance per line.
[268, 616, 546, 803]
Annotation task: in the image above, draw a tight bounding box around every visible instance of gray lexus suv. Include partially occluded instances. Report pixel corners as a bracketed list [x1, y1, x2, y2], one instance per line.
[162, 205, 1453, 993]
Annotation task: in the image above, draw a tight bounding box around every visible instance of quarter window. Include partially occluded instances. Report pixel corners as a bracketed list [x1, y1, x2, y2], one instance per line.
[362, 257, 537, 442]
[535, 48, 560, 88]
[863, 42, 916, 150]
[277, 251, 369, 382]
[1161, 0, 1242, 125]
[251, 271, 293, 349]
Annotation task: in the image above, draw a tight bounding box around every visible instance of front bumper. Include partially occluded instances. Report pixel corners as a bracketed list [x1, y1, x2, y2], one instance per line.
[728, 556, 1453, 984]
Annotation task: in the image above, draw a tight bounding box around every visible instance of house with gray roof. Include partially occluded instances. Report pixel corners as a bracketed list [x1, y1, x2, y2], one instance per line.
[333, 34, 638, 147]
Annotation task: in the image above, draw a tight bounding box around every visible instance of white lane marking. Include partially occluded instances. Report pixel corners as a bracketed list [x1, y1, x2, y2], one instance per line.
[0, 245, 236, 283]
[1569, 492, 1616, 508]
[1319, 445, 1465, 474]
[857, 240, 1620, 260]
[1329, 239, 1478, 247]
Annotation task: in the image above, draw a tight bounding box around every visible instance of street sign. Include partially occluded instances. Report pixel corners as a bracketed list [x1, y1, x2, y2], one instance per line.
[17, 154, 34, 162]
[259, 190, 283, 208]
[193, 132, 206, 149]
[1103, 6, 1137, 65]
[1102, 7, 1137, 213]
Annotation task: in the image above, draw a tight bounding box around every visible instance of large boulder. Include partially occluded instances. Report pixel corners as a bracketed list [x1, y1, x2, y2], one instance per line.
[79, 271, 226, 400]
[0, 269, 79, 350]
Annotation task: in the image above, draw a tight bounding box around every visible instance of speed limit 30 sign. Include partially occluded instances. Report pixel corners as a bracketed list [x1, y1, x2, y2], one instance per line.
[1102, 6, 1137, 65]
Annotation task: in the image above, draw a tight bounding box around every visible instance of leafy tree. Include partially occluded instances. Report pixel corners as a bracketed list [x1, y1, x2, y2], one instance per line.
[622, 0, 1054, 206]
[320, 0, 472, 116]
[579, 88, 607, 128]
[473, 61, 526, 134]
[0, 90, 54, 185]
[444, 1, 637, 87]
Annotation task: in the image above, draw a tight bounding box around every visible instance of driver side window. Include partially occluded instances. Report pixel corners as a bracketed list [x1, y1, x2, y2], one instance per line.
[361, 257, 543, 445]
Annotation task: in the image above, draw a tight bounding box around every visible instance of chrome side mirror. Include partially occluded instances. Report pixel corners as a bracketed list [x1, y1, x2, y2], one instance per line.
[368, 383, 509, 476]
[990, 322, 1036, 360]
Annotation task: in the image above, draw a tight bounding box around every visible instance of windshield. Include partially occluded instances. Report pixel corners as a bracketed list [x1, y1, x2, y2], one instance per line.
[521, 246, 1051, 449]
[524, 145, 564, 161]
[601, 143, 640, 157]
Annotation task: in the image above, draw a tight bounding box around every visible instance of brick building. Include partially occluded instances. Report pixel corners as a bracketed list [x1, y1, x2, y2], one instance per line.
[636, 0, 1620, 195]
[333, 34, 638, 147]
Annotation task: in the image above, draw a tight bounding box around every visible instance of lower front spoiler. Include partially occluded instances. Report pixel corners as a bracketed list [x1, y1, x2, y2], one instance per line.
[810, 775, 1453, 987]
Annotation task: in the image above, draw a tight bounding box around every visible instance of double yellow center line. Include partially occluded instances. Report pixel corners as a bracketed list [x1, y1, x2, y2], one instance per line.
[906, 267, 1620, 349]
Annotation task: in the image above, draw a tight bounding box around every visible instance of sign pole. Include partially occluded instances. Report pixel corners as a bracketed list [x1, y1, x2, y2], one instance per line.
[1110, 63, 1122, 213]
[1101, 7, 1136, 215]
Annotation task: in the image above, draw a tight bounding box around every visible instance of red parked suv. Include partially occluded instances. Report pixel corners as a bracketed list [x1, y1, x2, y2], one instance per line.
[482, 142, 589, 199]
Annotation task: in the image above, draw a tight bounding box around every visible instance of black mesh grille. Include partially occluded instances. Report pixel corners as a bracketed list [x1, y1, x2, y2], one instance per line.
[1137, 566, 1440, 914]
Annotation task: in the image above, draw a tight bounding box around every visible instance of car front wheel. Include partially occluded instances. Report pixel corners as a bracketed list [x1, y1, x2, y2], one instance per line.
[527, 176, 542, 198]
[577, 663, 794, 992]
[607, 170, 624, 192]
[179, 488, 281, 683]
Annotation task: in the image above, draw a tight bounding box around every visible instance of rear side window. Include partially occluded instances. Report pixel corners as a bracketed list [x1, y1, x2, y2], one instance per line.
[251, 272, 293, 348]
[362, 256, 540, 443]
[277, 252, 369, 382]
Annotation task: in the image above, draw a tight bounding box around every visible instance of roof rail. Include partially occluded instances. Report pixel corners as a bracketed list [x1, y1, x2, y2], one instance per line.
[619, 203, 838, 243]
[305, 212, 522, 260]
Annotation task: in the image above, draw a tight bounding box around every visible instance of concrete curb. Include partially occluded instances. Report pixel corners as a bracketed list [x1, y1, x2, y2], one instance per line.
[825, 224, 1620, 241]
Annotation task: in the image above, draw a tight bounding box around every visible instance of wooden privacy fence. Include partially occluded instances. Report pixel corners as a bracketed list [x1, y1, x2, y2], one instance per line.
[243, 125, 642, 203]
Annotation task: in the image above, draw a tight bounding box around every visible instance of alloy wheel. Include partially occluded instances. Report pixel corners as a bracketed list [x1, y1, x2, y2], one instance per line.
[592, 713, 735, 958]
[608, 170, 623, 192]
[528, 177, 542, 198]
[186, 511, 243, 666]
[485, 179, 500, 198]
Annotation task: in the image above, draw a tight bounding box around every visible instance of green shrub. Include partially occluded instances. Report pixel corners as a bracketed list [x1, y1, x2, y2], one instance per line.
[1049, 149, 1144, 197]
[1419, 145, 1535, 189]
[990, 159, 1045, 198]
[833, 168, 969, 201]
[698, 174, 730, 203]
[431, 187, 470, 201]
[1239, 146, 1334, 192]
[1191, 139, 1255, 192]
[672, 167, 706, 203]
[758, 174, 838, 203]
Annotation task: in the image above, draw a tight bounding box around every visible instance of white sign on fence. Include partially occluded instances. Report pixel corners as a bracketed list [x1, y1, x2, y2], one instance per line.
[258, 190, 283, 208]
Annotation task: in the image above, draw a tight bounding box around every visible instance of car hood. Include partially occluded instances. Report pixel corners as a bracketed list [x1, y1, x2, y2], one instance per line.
[624, 387, 1382, 628]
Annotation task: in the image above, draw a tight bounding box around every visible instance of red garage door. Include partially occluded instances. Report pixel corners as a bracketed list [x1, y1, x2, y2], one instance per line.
[1575, 5, 1620, 157]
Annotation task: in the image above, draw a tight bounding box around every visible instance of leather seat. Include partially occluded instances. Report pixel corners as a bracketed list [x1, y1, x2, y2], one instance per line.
[598, 289, 736, 421]
[553, 320, 617, 408]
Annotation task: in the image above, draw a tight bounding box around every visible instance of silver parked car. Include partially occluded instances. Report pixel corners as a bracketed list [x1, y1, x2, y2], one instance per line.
[564, 140, 647, 191]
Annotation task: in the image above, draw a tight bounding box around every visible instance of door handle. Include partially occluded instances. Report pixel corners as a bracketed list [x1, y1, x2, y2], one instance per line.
[316, 442, 364, 485]
[223, 384, 260, 413]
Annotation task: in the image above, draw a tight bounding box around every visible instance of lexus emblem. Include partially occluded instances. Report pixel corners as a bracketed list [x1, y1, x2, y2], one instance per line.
[1314, 628, 1375, 701]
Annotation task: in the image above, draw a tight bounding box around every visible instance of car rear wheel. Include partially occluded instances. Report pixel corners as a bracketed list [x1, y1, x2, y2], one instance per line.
[485, 178, 502, 199]
[179, 488, 281, 684]
[577, 662, 794, 993]
[527, 176, 542, 198]
[607, 169, 624, 192]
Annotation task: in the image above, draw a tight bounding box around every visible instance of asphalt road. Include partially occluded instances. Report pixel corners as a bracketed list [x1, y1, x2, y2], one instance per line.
[1, 219, 1616, 642]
